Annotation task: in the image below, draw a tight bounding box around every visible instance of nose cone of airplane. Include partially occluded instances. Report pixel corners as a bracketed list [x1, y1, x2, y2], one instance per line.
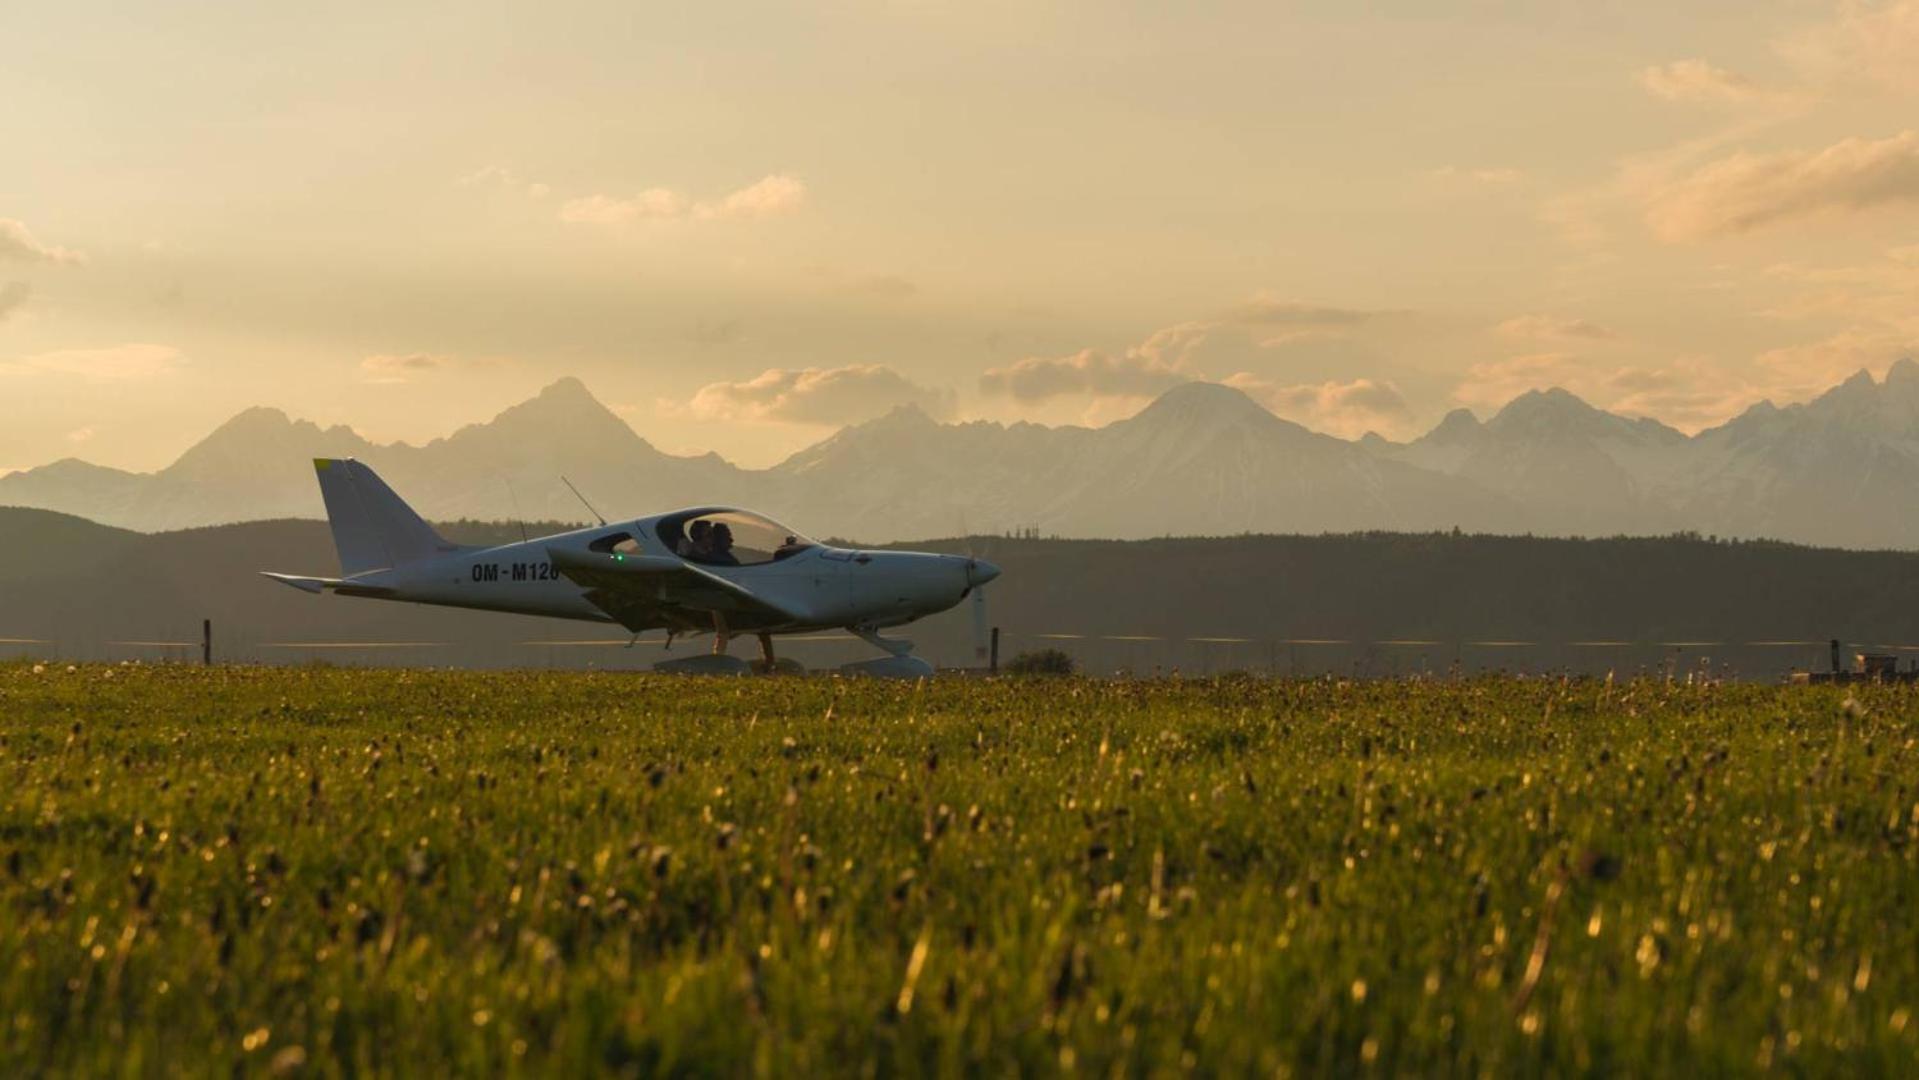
[966, 557, 1001, 588]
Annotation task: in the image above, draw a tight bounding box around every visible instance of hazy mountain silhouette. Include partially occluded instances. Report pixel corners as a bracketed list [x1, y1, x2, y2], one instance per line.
[7, 365, 1919, 546]
[0, 378, 749, 530]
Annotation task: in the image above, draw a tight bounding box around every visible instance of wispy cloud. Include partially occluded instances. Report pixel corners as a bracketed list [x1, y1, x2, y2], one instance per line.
[693, 174, 807, 220]
[979, 323, 1209, 403]
[1779, 0, 1919, 95]
[0, 219, 85, 265]
[1221, 295, 1386, 327]
[458, 164, 551, 200]
[1638, 59, 1772, 104]
[1644, 131, 1919, 240]
[361, 353, 456, 384]
[682, 364, 952, 425]
[1452, 352, 1773, 432]
[0, 343, 182, 381]
[1495, 314, 1617, 342]
[0, 281, 28, 322]
[359, 353, 504, 384]
[559, 174, 807, 226]
[1223, 374, 1414, 439]
[558, 189, 688, 224]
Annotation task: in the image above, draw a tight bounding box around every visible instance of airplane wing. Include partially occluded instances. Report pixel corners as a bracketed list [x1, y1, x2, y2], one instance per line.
[545, 548, 799, 633]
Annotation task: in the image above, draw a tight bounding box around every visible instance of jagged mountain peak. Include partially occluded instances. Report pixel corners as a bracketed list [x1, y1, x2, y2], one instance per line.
[1484, 387, 1684, 445]
[1420, 407, 1483, 445]
[1492, 386, 1601, 421]
[532, 375, 597, 405]
[435, 376, 653, 457]
[217, 404, 295, 429]
[861, 402, 940, 431]
[1125, 381, 1277, 428]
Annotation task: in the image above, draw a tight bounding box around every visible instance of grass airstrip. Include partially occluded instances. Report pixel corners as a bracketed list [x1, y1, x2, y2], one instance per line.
[2, 663, 1917, 1074]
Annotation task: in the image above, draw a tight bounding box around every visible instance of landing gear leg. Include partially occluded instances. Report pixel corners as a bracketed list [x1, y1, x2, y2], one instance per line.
[851, 626, 915, 658]
[711, 612, 731, 656]
[844, 627, 934, 678]
[758, 632, 777, 672]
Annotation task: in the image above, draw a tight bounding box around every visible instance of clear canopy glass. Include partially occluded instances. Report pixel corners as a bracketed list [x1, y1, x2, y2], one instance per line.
[656, 510, 814, 567]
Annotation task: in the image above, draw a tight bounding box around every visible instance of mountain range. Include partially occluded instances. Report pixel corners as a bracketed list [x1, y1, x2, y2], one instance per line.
[6, 364, 1919, 547]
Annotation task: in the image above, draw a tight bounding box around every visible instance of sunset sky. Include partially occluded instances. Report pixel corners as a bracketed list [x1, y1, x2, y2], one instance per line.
[6, 1, 1919, 472]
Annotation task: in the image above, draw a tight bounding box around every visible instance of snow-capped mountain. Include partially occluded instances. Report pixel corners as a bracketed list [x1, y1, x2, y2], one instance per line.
[1379, 387, 1691, 536]
[0, 378, 751, 531]
[1678, 359, 1919, 548]
[8, 366, 1919, 546]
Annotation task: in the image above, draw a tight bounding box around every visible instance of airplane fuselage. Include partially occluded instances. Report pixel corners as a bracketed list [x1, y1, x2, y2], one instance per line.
[334, 514, 981, 635]
[266, 459, 1001, 673]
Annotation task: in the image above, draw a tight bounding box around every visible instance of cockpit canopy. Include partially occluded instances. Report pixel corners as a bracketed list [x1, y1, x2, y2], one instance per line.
[655, 509, 815, 567]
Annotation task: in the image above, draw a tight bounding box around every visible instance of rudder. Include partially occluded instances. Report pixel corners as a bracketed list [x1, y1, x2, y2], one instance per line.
[312, 458, 457, 575]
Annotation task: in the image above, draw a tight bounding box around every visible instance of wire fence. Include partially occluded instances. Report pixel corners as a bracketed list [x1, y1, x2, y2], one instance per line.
[0, 629, 1897, 678]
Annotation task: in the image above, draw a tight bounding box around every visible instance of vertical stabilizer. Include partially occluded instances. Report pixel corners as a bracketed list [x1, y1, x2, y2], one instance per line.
[312, 458, 456, 575]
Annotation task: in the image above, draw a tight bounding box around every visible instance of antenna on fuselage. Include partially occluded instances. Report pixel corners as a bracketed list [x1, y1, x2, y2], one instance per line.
[560, 475, 607, 526]
[505, 478, 530, 544]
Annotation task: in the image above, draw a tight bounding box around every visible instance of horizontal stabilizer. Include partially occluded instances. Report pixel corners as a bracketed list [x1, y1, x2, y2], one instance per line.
[260, 571, 394, 598]
[262, 572, 332, 593]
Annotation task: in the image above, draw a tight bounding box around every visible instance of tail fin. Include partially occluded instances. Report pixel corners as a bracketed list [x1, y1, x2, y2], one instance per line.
[312, 458, 457, 575]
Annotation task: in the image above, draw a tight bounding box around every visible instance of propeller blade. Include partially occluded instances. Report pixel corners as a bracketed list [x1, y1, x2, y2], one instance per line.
[972, 583, 989, 664]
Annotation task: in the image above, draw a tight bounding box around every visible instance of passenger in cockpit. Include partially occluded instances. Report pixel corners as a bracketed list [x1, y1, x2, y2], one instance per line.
[708, 522, 741, 566]
[679, 519, 712, 560]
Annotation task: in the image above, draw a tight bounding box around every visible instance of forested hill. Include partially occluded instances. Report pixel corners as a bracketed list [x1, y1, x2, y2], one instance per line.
[3, 506, 1915, 677]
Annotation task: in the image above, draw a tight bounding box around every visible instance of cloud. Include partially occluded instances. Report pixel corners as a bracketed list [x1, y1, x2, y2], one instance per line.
[360, 353, 457, 384]
[1223, 374, 1414, 439]
[0, 219, 84, 265]
[1451, 353, 1766, 432]
[1753, 328, 1919, 400]
[1638, 59, 1769, 104]
[1645, 131, 1919, 240]
[980, 348, 1189, 402]
[558, 189, 688, 224]
[1758, 247, 1919, 327]
[693, 174, 807, 220]
[359, 353, 502, 384]
[0, 343, 182, 381]
[0, 281, 28, 322]
[66, 426, 94, 444]
[1222, 295, 1384, 327]
[1780, 0, 1919, 95]
[979, 323, 1210, 402]
[684, 364, 953, 426]
[1495, 314, 1618, 342]
[559, 174, 806, 226]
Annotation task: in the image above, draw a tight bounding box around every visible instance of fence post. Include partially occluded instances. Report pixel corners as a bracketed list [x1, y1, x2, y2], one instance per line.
[202, 619, 212, 666]
[989, 627, 1000, 674]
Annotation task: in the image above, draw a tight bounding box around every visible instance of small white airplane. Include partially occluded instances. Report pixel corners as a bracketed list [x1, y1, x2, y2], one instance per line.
[263, 458, 999, 676]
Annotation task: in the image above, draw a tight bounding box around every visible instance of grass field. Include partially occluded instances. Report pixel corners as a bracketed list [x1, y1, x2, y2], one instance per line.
[3, 663, 1917, 1075]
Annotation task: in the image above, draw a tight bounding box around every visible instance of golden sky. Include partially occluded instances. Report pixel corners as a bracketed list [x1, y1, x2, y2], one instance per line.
[5, 1, 1919, 472]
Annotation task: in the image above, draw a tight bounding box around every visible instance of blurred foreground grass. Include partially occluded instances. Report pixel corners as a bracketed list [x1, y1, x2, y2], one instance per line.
[3, 663, 1917, 1075]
